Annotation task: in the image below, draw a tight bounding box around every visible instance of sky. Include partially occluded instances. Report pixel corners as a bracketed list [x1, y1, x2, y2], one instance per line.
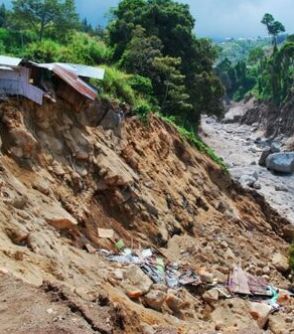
[1, 0, 293, 38]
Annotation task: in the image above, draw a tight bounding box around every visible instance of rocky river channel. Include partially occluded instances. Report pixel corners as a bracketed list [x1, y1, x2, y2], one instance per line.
[201, 110, 294, 225]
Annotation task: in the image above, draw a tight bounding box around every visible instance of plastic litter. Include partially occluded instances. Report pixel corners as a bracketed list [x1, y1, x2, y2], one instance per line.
[115, 239, 125, 250]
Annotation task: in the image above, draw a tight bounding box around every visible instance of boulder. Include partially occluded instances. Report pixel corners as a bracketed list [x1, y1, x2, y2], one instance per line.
[211, 299, 260, 331]
[272, 252, 289, 273]
[9, 128, 38, 159]
[144, 289, 166, 311]
[202, 288, 219, 303]
[249, 302, 272, 329]
[122, 265, 153, 296]
[283, 225, 294, 242]
[42, 202, 78, 229]
[270, 142, 281, 153]
[259, 143, 280, 167]
[275, 185, 288, 192]
[239, 175, 257, 188]
[266, 152, 294, 173]
[259, 149, 271, 167]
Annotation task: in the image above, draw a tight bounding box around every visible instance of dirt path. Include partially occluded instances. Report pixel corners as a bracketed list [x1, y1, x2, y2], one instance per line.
[201, 113, 294, 225]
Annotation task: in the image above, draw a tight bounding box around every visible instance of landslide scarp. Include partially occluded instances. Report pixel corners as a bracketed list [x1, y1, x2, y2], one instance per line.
[0, 98, 293, 333]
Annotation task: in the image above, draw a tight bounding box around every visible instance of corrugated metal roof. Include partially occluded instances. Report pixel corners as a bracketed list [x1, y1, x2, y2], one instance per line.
[35, 62, 105, 80]
[53, 64, 97, 100]
[0, 55, 22, 67]
[66, 64, 105, 80]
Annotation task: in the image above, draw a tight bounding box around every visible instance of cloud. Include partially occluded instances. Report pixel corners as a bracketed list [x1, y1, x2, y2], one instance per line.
[1, 0, 293, 37]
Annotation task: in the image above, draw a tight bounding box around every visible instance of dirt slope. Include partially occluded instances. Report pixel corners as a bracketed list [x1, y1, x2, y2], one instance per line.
[0, 98, 293, 333]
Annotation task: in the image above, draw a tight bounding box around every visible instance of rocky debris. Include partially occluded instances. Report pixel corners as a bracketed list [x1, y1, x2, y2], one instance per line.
[266, 152, 294, 173]
[95, 143, 137, 188]
[210, 299, 261, 331]
[249, 301, 272, 329]
[202, 288, 220, 303]
[283, 225, 294, 242]
[0, 98, 293, 332]
[9, 128, 39, 159]
[239, 172, 260, 189]
[272, 252, 290, 273]
[275, 184, 288, 192]
[239, 174, 257, 187]
[121, 265, 153, 296]
[144, 289, 166, 311]
[259, 149, 271, 167]
[42, 202, 78, 230]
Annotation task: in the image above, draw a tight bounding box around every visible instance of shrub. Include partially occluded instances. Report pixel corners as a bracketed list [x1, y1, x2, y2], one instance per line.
[98, 66, 136, 106]
[23, 39, 62, 62]
[159, 114, 228, 171]
[60, 32, 113, 65]
[133, 98, 152, 122]
[129, 74, 153, 97]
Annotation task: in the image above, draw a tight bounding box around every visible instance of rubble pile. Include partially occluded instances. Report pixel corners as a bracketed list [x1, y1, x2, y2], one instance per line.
[0, 92, 293, 333]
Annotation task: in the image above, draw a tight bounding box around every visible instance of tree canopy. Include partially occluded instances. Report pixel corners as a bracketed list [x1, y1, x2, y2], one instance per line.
[108, 0, 224, 127]
[261, 13, 286, 49]
[11, 0, 79, 41]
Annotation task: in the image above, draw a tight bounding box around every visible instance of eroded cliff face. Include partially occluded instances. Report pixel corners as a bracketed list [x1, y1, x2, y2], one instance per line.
[0, 98, 293, 333]
[241, 95, 294, 141]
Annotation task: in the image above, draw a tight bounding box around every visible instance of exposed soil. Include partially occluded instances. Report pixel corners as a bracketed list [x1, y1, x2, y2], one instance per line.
[0, 98, 293, 333]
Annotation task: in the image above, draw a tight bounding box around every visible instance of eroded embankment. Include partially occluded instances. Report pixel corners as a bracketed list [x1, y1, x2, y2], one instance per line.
[0, 98, 293, 333]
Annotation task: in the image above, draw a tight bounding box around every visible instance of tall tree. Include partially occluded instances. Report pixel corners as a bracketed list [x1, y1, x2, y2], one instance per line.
[0, 4, 7, 28]
[261, 13, 286, 49]
[108, 0, 224, 127]
[11, 0, 79, 41]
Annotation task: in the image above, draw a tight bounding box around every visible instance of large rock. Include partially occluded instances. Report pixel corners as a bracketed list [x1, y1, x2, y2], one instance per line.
[259, 148, 271, 167]
[210, 299, 260, 331]
[42, 202, 78, 229]
[121, 265, 153, 296]
[259, 142, 280, 167]
[283, 225, 294, 242]
[272, 252, 289, 273]
[249, 302, 272, 329]
[144, 289, 166, 311]
[266, 152, 294, 173]
[239, 174, 257, 188]
[95, 144, 138, 188]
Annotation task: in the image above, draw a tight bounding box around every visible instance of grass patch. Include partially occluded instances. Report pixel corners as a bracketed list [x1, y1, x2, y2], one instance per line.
[159, 114, 228, 171]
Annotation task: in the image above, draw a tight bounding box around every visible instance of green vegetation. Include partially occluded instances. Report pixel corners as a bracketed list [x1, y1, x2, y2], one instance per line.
[109, 0, 224, 127]
[11, 0, 79, 41]
[159, 114, 227, 171]
[216, 14, 293, 105]
[0, 0, 227, 165]
[261, 13, 285, 49]
[216, 38, 271, 64]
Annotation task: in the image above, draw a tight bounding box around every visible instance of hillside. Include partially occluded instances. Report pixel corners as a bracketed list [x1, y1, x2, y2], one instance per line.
[0, 97, 293, 333]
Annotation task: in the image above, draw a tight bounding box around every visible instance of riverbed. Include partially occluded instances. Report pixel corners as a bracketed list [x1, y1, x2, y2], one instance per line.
[201, 113, 294, 225]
